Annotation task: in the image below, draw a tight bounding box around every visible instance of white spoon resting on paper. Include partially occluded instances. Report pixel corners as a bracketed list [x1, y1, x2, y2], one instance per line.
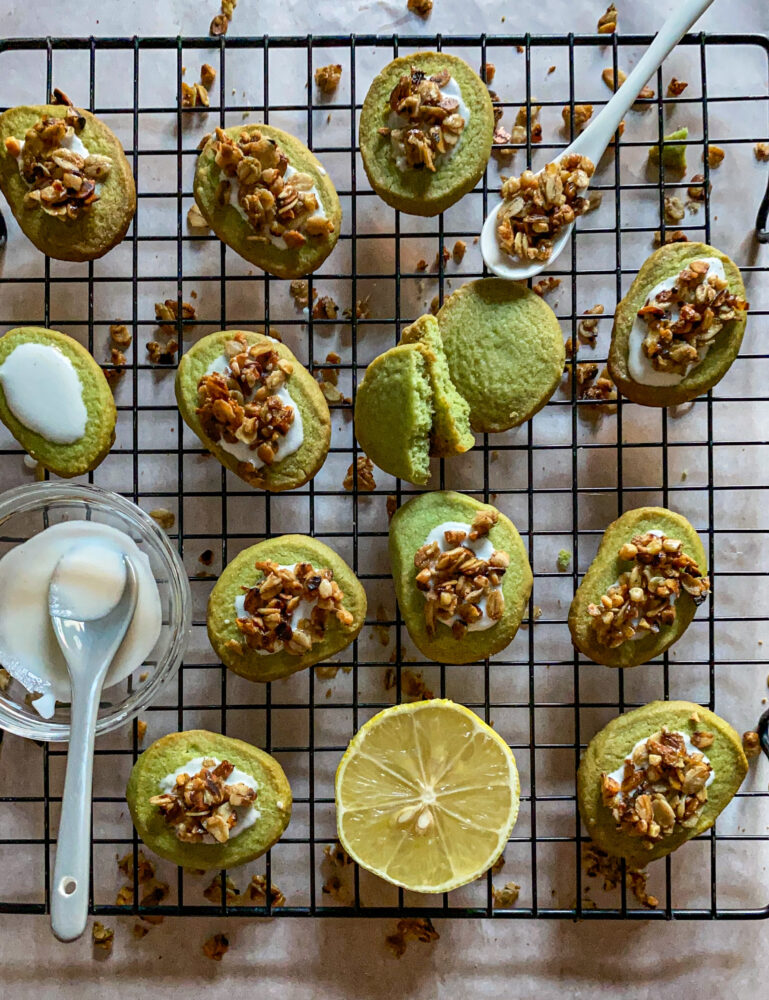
[480, 0, 717, 281]
[49, 548, 138, 942]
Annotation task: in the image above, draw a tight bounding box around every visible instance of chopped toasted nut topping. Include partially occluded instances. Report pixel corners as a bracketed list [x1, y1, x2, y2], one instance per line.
[240, 874, 286, 907]
[92, 922, 114, 953]
[202, 932, 229, 961]
[587, 531, 710, 648]
[600, 727, 713, 849]
[384, 66, 466, 172]
[514, 104, 542, 143]
[637, 259, 748, 375]
[312, 295, 339, 319]
[492, 881, 520, 907]
[407, 0, 433, 15]
[234, 559, 354, 656]
[597, 3, 617, 33]
[315, 64, 342, 94]
[705, 145, 725, 168]
[755, 142, 769, 162]
[533, 276, 561, 297]
[181, 82, 210, 108]
[195, 333, 297, 481]
[497, 153, 595, 263]
[146, 339, 178, 365]
[742, 731, 761, 758]
[109, 324, 132, 349]
[204, 874, 240, 904]
[343, 455, 376, 492]
[7, 115, 112, 221]
[667, 77, 688, 97]
[149, 757, 256, 844]
[209, 126, 333, 244]
[562, 104, 593, 132]
[583, 842, 658, 907]
[385, 917, 439, 959]
[289, 279, 316, 310]
[149, 508, 175, 530]
[687, 174, 710, 201]
[578, 304, 604, 345]
[414, 512, 507, 640]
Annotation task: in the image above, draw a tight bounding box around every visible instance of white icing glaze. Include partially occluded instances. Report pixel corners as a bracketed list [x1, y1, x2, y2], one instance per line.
[49, 541, 126, 621]
[628, 257, 726, 386]
[0, 521, 162, 719]
[607, 730, 715, 791]
[387, 75, 470, 172]
[204, 354, 304, 468]
[419, 520, 500, 633]
[234, 563, 315, 655]
[158, 755, 260, 841]
[0, 342, 88, 444]
[227, 163, 328, 249]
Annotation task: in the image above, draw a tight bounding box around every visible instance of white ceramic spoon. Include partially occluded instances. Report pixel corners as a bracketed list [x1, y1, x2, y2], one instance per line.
[49, 555, 138, 942]
[480, 0, 717, 280]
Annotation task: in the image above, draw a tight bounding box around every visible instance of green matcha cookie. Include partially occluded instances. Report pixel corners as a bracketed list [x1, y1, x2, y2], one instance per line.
[126, 730, 292, 870]
[176, 329, 331, 492]
[208, 534, 367, 683]
[354, 342, 433, 485]
[578, 701, 747, 866]
[389, 491, 532, 665]
[0, 327, 116, 477]
[359, 52, 494, 217]
[194, 123, 341, 279]
[0, 104, 135, 262]
[608, 242, 748, 407]
[437, 278, 565, 433]
[569, 507, 709, 669]
[399, 314, 474, 457]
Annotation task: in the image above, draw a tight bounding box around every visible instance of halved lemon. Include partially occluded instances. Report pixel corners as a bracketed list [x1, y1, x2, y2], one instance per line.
[335, 699, 520, 893]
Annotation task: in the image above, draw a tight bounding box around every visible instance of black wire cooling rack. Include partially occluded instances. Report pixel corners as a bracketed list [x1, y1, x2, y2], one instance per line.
[0, 32, 768, 923]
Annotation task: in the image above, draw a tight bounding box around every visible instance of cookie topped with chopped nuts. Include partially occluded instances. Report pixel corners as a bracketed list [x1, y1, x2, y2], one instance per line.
[609, 242, 748, 407]
[389, 491, 532, 665]
[359, 52, 494, 216]
[0, 104, 136, 262]
[175, 329, 331, 492]
[126, 729, 292, 869]
[578, 701, 748, 866]
[207, 534, 366, 682]
[193, 122, 341, 278]
[569, 506, 709, 668]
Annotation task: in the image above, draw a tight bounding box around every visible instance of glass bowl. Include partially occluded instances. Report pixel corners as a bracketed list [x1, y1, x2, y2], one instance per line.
[0, 482, 191, 742]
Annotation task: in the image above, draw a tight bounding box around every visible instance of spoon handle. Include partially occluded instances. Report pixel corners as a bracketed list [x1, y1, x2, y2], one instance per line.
[50, 675, 102, 942]
[566, 0, 716, 164]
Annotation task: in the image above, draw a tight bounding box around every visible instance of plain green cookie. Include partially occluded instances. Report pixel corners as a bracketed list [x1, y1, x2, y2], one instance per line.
[568, 507, 708, 669]
[608, 242, 748, 407]
[194, 123, 341, 279]
[0, 105, 136, 261]
[389, 491, 533, 665]
[126, 730, 292, 870]
[354, 342, 433, 485]
[208, 534, 367, 683]
[437, 278, 565, 433]
[175, 329, 331, 492]
[0, 327, 116, 477]
[577, 701, 747, 866]
[359, 52, 494, 217]
[399, 314, 474, 457]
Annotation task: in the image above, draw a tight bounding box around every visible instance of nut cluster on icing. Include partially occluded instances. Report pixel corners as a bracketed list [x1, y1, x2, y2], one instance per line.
[149, 758, 256, 844]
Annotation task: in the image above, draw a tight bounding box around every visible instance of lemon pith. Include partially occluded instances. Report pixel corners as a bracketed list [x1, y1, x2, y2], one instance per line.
[335, 699, 520, 894]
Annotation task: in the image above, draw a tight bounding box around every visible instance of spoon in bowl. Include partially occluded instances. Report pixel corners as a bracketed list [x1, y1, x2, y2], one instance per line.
[480, 0, 717, 280]
[49, 549, 138, 942]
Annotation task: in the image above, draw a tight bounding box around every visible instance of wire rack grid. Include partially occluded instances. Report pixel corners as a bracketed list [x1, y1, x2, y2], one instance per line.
[0, 31, 767, 923]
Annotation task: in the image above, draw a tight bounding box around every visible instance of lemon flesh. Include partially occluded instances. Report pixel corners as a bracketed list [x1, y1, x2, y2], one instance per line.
[335, 699, 520, 893]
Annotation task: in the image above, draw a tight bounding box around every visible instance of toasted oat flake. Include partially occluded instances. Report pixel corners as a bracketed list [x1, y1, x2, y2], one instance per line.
[149, 758, 256, 844]
[636, 259, 748, 375]
[496, 153, 595, 264]
[315, 64, 342, 94]
[235, 559, 354, 656]
[343, 455, 376, 492]
[588, 531, 710, 648]
[385, 66, 466, 172]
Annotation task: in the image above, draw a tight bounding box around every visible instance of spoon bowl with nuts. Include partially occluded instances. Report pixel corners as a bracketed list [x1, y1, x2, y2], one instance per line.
[480, 0, 716, 281]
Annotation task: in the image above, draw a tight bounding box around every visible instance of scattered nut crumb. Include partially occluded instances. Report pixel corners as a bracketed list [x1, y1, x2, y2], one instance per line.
[402, 668, 434, 701]
[415, 258, 428, 272]
[289, 279, 316, 310]
[315, 64, 342, 94]
[743, 731, 761, 758]
[187, 203, 210, 229]
[653, 229, 689, 246]
[139, 671, 149, 683]
[562, 104, 593, 132]
[136, 719, 147, 743]
[492, 881, 520, 907]
[149, 508, 175, 530]
[578, 304, 604, 345]
[533, 276, 561, 297]
[602, 67, 627, 91]
[755, 143, 769, 162]
[92, 922, 114, 954]
[434, 246, 450, 269]
[132, 923, 149, 939]
[407, 0, 433, 15]
[429, 295, 441, 315]
[597, 3, 617, 33]
[343, 455, 376, 492]
[705, 145, 725, 168]
[210, 0, 236, 37]
[0, 667, 11, 692]
[385, 917, 439, 958]
[452, 240, 467, 263]
[118, 850, 156, 884]
[240, 874, 286, 907]
[312, 295, 338, 320]
[110, 324, 132, 349]
[343, 297, 371, 320]
[146, 339, 178, 365]
[583, 842, 658, 908]
[202, 932, 229, 961]
[667, 77, 688, 97]
[664, 194, 686, 224]
[316, 664, 340, 680]
[480, 62, 496, 85]
[386, 495, 397, 521]
[201, 63, 216, 89]
[547, 65, 556, 75]
[687, 173, 710, 201]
